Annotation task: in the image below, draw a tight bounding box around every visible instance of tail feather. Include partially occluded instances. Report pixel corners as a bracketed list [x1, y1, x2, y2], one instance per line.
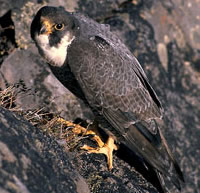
[157, 172, 168, 193]
[125, 122, 184, 192]
[159, 127, 185, 183]
[102, 107, 184, 191]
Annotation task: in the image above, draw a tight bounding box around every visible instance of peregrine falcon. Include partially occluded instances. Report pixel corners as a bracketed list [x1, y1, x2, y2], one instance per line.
[31, 6, 184, 192]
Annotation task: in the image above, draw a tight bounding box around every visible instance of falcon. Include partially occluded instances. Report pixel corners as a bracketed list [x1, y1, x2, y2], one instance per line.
[31, 6, 184, 192]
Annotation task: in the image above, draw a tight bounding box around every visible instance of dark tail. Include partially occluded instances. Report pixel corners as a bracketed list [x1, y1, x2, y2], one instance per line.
[127, 122, 184, 192]
[158, 127, 185, 190]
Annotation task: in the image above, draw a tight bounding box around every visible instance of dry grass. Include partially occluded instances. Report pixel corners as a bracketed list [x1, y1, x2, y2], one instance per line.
[0, 84, 19, 110]
[0, 82, 90, 151]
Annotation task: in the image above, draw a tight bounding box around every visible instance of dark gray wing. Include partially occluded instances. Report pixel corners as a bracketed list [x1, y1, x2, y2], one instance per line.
[67, 36, 185, 186]
[67, 35, 172, 172]
[68, 35, 185, 190]
[68, 35, 162, 123]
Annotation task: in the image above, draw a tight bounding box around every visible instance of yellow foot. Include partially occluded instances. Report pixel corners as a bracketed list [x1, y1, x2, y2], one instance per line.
[55, 118, 118, 170]
[56, 118, 87, 134]
[81, 136, 118, 170]
[55, 118, 105, 146]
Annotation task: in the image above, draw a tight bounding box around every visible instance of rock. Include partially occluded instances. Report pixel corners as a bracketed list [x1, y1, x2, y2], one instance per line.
[11, 1, 43, 49]
[0, 0, 200, 192]
[73, 143, 160, 193]
[0, 106, 90, 193]
[142, 0, 200, 71]
[47, 0, 79, 12]
[77, 0, 121, 21]
[0, 45, 91, 121]
[0, 11, 16, 65]
[0, 0, 28, 16]
[0, 106, 159, 193]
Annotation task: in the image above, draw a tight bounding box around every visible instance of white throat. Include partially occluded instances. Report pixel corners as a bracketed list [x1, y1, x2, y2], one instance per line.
[36, 33, 75, 67]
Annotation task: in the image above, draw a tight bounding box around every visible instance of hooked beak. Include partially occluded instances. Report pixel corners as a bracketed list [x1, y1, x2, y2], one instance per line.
[40, 24, 47, 34]
[39, 20, 53, 35]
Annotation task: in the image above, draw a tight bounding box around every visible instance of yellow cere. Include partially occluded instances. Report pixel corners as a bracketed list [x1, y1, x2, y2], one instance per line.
[42, 19, 53, 34]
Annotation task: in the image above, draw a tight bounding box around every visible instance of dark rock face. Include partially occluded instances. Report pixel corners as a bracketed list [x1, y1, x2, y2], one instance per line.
[0, 106, 90, 193]
[0, 11, 16, 65]
[0, 45, 90, 120]
[0, 0, 199, 193]
[73, 143, 160, 193]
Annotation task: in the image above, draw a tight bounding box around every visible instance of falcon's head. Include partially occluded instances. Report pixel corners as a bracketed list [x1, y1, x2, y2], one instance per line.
[31, 6, 78, 66]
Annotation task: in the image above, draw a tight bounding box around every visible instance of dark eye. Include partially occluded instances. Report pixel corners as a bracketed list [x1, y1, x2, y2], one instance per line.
[54, 23, 64, 30]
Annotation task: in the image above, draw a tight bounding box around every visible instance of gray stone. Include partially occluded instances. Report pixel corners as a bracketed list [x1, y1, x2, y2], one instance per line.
[0, 106, 90, 193]
[0, 0, 200, 192]
[0, 45, 91, 120]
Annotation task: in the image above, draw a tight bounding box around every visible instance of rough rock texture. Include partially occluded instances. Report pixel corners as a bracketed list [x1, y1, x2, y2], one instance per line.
[0, 45, 91, 121]
[0, 11, 16, 65]
[0, 106, 90, 193]
[0, 0, 200, 193]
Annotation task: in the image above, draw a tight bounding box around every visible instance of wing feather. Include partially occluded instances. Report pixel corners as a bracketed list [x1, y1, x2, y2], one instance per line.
[67, 35, 184, 188]
[68, 36, 162, 122]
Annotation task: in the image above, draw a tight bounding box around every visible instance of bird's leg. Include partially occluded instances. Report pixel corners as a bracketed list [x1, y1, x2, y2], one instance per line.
[56, 118, 118, 170]
[56, 117, 87, 134]
[84, 119, 105, 147]
[81, 135, 118, 170]
[56, 118, 104, 145]
[80, 120, 118, 170]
